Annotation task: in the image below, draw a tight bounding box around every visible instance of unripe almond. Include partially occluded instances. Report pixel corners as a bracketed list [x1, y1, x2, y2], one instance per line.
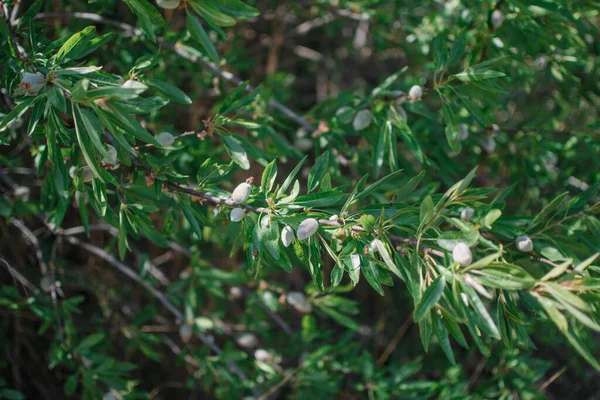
[156, 132, 175, 146]
[297, 218, 319, 240]
[453, 243, 473, 266]
[353, 109, 373, 131]
[237, 333, 258, 348]
[254, 348, 271, 362]
[515, 235, 533, 252]
[461, 207, 474, 221]
[281, 225, 294, 247]
[20, 72, 45, 96]
[287, 292, 312, 313]
[230, 208, 245, 222]
[81, 166, 93, 182]
[409, 85, 423, 100]
[231, 182, 251, 203]
[491, 10, 504, 28]
[103, 144, 118, 165]
[156, 0, 180, 9]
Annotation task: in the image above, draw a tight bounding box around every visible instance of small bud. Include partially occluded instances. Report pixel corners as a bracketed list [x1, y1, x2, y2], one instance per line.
[231, 182, 252, 203]
[254, 348, 271, 362]
[333, 227, 347, 240]
[351, 253, 361, 269]
[491, 10, 504, 28]
[352, 109, 373, 131]
[453, 243, 473, 266]
[20, 72, 45, 96]
[281, 225, 294, 247]
[213, 205, 220, 216]
[156, 0, 180, 9]
[297, 218, 319, 240]
[515, 235, 533, 252]
[156, 132, 175, 146]
[409, 85, 423, 100]
[461, 207, 475, 221]
[179, 323, 193, 343]
[230, 208, 245, 222]
[287, 292, 312, 313]
[103, 144, 118, 165]
[459, 123, 469, 140]
[491, 124, 500, 134]
[237, 333, 258, 348]
[329, 215, 339, 221]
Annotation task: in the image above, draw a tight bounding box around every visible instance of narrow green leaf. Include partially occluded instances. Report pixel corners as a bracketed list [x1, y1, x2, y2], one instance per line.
[414, 275, 445, 322]
[187, 12, 220, 64]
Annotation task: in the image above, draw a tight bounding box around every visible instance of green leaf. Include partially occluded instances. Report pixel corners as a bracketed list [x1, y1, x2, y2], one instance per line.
[434, 312, 456, 364]
[222, 134, 250, 169]
[361, 257, 384, 296]
[261, 159, 277, 194]
[48, 86, 67, 112]
[187, 12, 220, 64]
[182, 205, 203, 239]
[470, 264, 536, 290]
[462, 283, 501, 339]
[146, 78, 192, 105]
[574, 253, 600, 273]
[448, 33, 466, 65]
[76, 333, 104, 351]
[442, 101, 460, 152]
[206, 0, 260, 19]
[307, 151, 330, 193]
[414, 275, 445, 322]
[356, 169, 403, 201]
[433, 35, 448, 72]
[376, 239, 403, 279]
[453, 69, 506, 82]
[55, 26, 95, 64]
[436, 230, 480, 251]
[0, 97, 36, 130]
[191, 1, 236, 27]
[541, 258, 572, 281]
[123, 0, 164, 42]
[419, 195, 434, 228]
[292, 191, 346, 208]
[73, 106, 104, 182]
[482, 209, 502, 228]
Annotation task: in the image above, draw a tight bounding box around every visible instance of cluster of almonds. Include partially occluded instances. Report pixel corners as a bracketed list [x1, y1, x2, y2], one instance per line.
[451, 234, 534, 267]
[228, 182, 320, 246]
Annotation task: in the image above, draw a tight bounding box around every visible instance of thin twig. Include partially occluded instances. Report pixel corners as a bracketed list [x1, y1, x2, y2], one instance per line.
[257, 363, 304, 400]
[376, 313, 413, 368]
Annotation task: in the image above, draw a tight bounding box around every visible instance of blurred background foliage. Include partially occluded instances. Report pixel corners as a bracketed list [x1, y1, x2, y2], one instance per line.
[1, 0, 600, 399]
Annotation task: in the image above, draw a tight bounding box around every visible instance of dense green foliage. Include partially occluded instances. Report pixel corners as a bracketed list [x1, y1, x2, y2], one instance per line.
[1, 0, 600, 399]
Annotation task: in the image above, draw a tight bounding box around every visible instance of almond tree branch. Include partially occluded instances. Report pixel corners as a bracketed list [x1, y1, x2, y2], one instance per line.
[32, 11, 317, 132]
